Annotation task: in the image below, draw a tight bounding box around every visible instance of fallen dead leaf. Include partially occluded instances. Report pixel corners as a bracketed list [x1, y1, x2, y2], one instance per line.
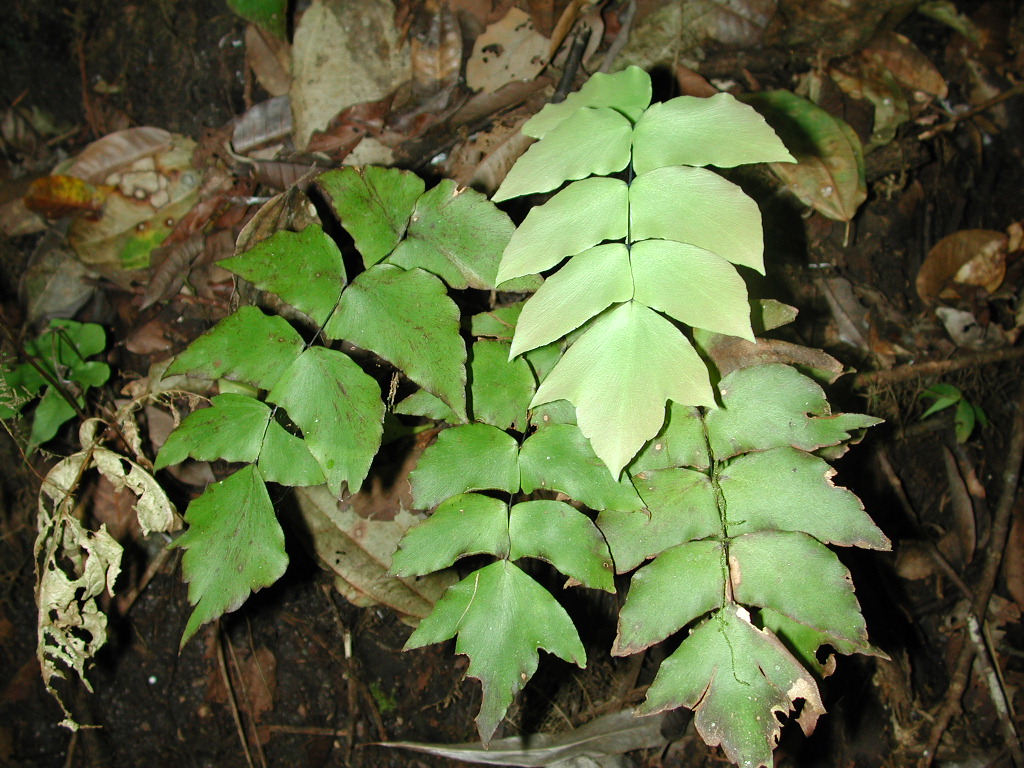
[916, 229, 1007, 305]
[245, 23, 291, 98]
[1005, 496, 1024, 612]
[466, 8, 549, 94]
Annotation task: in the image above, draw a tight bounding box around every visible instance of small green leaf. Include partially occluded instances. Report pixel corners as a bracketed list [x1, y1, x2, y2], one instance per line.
[719, 447, 890, 549]
[28, 319, 107, 364]
[630, 166, 767, 273]
[68, 361, 110, 389]
[532, 302, 716, 477]
[227, 0, 287, 40]
[172, 465, 288, 647]
[639, 605, 824, 768]
[519, 424, 643, 511]
[707, 364, 881, 460]
[523, 66, 652, 138]
[631, 239, 753, 341]
[28, 387, 77, 448]
[326, 264, 467, 421]
[509, 500, 614, 592]
[469, 339, 534, 431]
[510, 244, 632, 357]
[404, 560, 585, 744]
[389, 180, 523, 291]
[613, 539, 724, 655]
[631, 92, 795, 174]
[471, 303, 523, 340]
[409, 424, 520, 509]
[493, 108, 632, 202]
[267, 347, 384, 495]
[155, 393, 270, 469]
[391, 493, 510, 576]
[258, 420, 326, 486]
[317, 166, 424, 267]
[496, 178, 628, 284]
[730, 531, 871, 650]
[394, 389, 458, 422]
[627, 402, 710, 474]
[166, 306, 304, 390]
[919, 383, 961, 419]
[955, 398, 975, 443]
[220, 225, 345, 325]
[599, 467, 719, 572]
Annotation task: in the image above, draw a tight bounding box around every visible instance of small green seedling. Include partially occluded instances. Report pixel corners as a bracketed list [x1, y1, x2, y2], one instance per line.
[1, 320, 110, 449]
[919, 383, 988, 443]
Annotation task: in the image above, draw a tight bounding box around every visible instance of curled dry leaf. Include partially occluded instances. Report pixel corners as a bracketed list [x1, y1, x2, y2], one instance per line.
[295, 485, 457, 624]
[450, 117, 535, 194]
[467, 8, 549, 94]
[916, 229, 1007, 305]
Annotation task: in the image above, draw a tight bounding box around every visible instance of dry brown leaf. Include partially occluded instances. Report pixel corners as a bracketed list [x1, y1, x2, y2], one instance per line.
[410, 0, 463, 101]
[862, 31, 948, 101]
[245, 23, 291, 97]
[232, 96, 293, 154]
[67, 127, 174, 184]
[450, 117, 534, 193]
[92, 474, 143, 543]
[466, 8, 549, 94]
[916, 229, 1008, 305]
[940, 445, 976, 567]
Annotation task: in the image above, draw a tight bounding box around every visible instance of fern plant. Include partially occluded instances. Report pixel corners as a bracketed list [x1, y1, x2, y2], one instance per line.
[150, 67, 890, 767]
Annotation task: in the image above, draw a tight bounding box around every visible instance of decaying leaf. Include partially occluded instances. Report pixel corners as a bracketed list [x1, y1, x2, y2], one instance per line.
[916, 229, 1008, 305]
[232, 95, 293, 154]
[295, 485, 456, 623]
[244, 23, 291, 97]
[861, 31, 948, 102]
[36, 419, 176, 728]
[467, 8, 549, 94]
[23, 175, 108, 219]
[409, 0, 463, 101]
[66, 127, 174, 184]
[289, 0, 409, 149]
[744, 90, 867, 222]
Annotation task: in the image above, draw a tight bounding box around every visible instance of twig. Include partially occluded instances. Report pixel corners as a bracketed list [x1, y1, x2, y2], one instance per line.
[853, 346, 1024, 388]
[876, 447, 974, 601]
[552, 25, 592, 103]
[599, 0, 637, 73]
[217, 622, 256, 768]
[261, 724, 351, 737]
[114, 545, 174, 615]
[967, 614, 1021, 765]
[918, 81, 1024, 140]
[226, 628, 269, 768]
[919, 382, 1024, 767]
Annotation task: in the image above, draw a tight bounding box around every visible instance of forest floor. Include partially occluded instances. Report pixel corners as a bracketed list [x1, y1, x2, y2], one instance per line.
[2, 1, 1024, 767]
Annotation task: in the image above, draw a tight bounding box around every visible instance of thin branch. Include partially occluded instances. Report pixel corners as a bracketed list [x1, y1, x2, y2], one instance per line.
[217, 622, 256, 768]
[853, 347, 1024, 388]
